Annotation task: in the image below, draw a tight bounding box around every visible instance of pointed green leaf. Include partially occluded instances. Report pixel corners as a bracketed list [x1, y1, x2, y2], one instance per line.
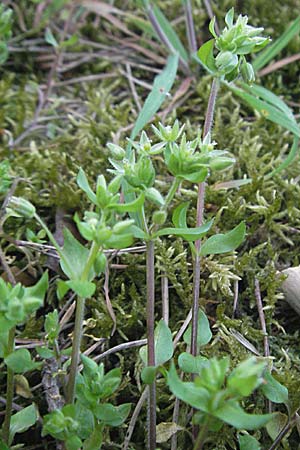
[238, 434, 261, 450]
[215, 401, 274, 430]
[131, 54, 179, 140]
[9, 404, 37, 445]
[172, 202, 189, 228]
[140, 319, 173, 366]
[24, 272, 48, 302]
[5, 349, 42, 373]
[178, 352, 208, 374]
[108, 192, 145, 213]
[141, 366, 157, 384]
[66, 280, 96, 298]
[266, 412, 288, 440]
[196, 39, 217, 73]
[76, 168, 97, 205]
[167, 362, 210, 411]
[150, 4, 189, 62]
[229, 85, 300, 137]
[145, 187, 165, 206]
[155, 219, 214, 242]
[83, 423, 103, 450]
[94, 403, 131, 426]
[200, 222, 246, 256]
[260, 372, 289, 404]
[45, 28, 58, 47]
[183, 309, 212, 347]
[60, 228, 91, 280]
[253, 16, 300, 71]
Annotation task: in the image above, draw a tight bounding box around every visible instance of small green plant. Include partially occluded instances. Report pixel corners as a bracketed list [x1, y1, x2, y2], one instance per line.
[42, 355, 131, 450]
[0, 5, 13, 65]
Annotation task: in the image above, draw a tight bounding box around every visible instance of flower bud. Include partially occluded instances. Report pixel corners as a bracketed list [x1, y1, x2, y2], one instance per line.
[210, 157, 235, 171]
[241, 61, 255, 84]
[152, 210, 167, 226]
[215, 51, 238, 74]
[107, 143, 126, 160]
[8, 197, 36, 218]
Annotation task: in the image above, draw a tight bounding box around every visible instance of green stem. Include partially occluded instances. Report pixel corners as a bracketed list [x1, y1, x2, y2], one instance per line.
[66, 241, 101, 404]
[193, 416, 210, 450]
[66, 295, 85, 404]
[2, 327, 16, 444]
[146, 240, 156, 450]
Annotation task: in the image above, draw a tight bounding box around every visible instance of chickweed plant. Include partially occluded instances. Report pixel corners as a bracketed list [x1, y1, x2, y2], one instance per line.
[1, 5, 298, 450]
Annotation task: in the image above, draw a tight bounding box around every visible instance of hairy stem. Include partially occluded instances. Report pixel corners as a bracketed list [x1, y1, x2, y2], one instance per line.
[2, 327, 15, 444]
[146, 240, 156, 449]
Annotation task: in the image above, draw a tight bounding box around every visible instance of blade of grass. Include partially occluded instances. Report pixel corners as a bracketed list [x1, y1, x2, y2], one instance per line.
[253, 15, 300, 71]
[131, 53, 179, 140]
[144, 1, 189, 71]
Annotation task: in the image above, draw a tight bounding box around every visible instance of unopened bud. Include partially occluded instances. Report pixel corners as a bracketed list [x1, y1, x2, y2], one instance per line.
[210, 157, 235, 171]
[8, 197, 36, 218]
[107, 143, 126, 160]
[241, 61, 255, 84]
[152, 210, 167, 226]
[216, 51, 238, 74]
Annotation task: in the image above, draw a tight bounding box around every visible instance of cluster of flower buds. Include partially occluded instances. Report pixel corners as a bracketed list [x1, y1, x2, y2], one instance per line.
[210, 8, 270, 83]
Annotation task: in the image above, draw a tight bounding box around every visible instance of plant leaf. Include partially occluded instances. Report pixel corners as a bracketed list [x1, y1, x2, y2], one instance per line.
[156, 422, 184, 443]
[215, 401, 274, 430]
[140, 319, 173, 366]
[183, 309, 212, 347]
[238, 434, 261, 450]
[196, 39, 217, 73]
[108, 192, 145, 213]
[94, 403, 131, 426]
[5, 349, 42, 373]
[172, 202, 189, 228]
[178, 352, 208, 374]
[155, 219, 214, 242]
[66, 280, 96, 298]
[266, 412, 288, 441]
[253, 16, 300, 71]
[9, 404, 37, 445]
[200, 222, 246, 256]
[76, 168, 97, 204]
[260, 372, 289, 404]
[60, 228, 91, 281]
[150, 4, 189, 63]
[131, 54, 179, 140]
[141, 366, 157, 384]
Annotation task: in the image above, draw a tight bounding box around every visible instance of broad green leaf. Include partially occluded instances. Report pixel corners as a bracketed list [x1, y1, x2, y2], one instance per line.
[65, 435, 82, 450]
[253, 16, 300, 71]
[200, 222, 246, 256]
[94, 403, 131, 426]
[140, 319, 173, 366]
[229, 85, 300, 137]
[66, 280, 96, 298]
[148, 4, 189, 63]
[227, 357, 266, 397]
[9, 404, 37, 445]
[167, 362, 210, 411]
[196, 39, 217, 73]
[178, 352, 208, 374]
[260, 372, 289, 404]
[172, 202, 189, 228]
[5, 349, 42, 373]
[131, 225, 149, 240]
[83, 423, 103, 450]
[266, 412, 288, 440]
[60, 228, 91, 281]
[108, 192, 145, 213]
[76, 168, 97, 204]
[141, 366, 157, 384]
[183, 309, 212, 347]
[215, 401, 274, 430]
[238, 434, 261, 450]
[155, 219, 214, 242]
[57, 279, 70, 300]
[36, 346, 55, 359]
[25, 272, 48, 302]
[131, 54, 179, 140]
